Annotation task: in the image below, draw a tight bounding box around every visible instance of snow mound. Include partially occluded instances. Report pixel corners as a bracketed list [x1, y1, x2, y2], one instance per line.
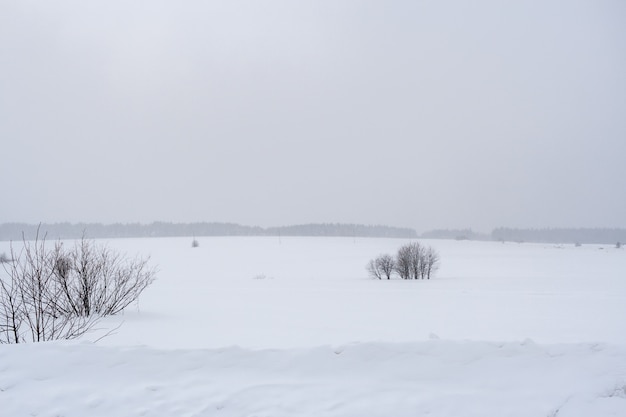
[1, 340, 625, 417]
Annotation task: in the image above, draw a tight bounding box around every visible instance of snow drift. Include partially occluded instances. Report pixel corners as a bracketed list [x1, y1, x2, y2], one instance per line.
[1, 340, 625, 417]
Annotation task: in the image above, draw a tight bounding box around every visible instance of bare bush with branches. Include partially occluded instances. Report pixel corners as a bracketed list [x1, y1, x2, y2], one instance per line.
[377, 254, 395, 280]
[53, 237, 156, 316]
[0, 232, 98, 343]
[0, 231, 156, 344]
[395, 244, 414, 280]
[367, 258, 383, 280]
[424, 247, 440, 279]
[366, 241, 440, 281]
[368, 254, 398, 280]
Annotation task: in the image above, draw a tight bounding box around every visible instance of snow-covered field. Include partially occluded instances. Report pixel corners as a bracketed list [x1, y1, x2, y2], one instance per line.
[1, 237, 625, 416]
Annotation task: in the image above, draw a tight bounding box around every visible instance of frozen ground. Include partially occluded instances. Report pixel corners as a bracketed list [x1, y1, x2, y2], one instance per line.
[96, 237, 626, 349]
[2, 340, 625, 417]
[1, 237, 625, 416]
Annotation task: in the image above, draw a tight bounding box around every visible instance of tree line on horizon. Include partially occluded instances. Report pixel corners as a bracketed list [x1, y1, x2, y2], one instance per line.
[423, 227, 626, 245]
[490, 227, 626, 245]
[1, 223, 623, 245]
[0, 222, 418, 241]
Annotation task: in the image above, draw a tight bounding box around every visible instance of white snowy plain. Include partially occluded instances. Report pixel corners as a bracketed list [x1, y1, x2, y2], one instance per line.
[1, 237, 625, 416]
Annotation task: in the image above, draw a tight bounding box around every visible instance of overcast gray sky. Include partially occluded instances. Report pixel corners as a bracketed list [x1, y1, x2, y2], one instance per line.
[1, 0, 624, 232]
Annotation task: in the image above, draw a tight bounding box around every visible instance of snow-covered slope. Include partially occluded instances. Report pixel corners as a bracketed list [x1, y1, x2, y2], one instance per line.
[2, 340, 625, 417]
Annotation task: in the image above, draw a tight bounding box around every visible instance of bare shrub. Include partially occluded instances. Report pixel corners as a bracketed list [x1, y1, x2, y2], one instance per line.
[396, 243, 423, 280]
[424, 247, 440, 279]
[0, 265, 23, 343]
[0, 231, 156, 344]
[367, 259, 383, 280]
[377, 254, 395, 280]
[408, 242, 423, 280]
[367, 241, 440, 281]
[54, 237, 156, 316]
[0, 232, 98, 343]
[367, 254, 396, 280]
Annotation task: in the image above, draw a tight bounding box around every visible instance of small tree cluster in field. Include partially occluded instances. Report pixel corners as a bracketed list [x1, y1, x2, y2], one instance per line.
[0, 252, 10, 263]
[366, 254, 394, 280]
[367, 242, 440, 280]
[0, 231, 156, 344]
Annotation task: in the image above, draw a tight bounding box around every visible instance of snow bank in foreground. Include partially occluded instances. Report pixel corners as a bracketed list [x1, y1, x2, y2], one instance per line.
[1, 340, 625, 417]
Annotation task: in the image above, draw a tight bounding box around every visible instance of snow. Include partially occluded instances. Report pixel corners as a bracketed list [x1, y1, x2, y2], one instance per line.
[1, 237, 625, 416]
[1, 340, 625, 416]
[94, 237, 626, 348]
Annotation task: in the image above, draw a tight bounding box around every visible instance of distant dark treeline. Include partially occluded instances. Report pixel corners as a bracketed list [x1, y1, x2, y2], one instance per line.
[420, 228, 626, 244]
[490, 228, 626, 244]
[420, 229, 491, 241]
[3, 223, 622, 244]
[266, 223, 418, 238]
[0, 222, 417, 241]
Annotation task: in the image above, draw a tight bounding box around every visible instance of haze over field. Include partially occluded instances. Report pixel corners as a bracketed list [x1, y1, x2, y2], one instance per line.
[2, 3, 626, 414]
[1, 0, 625, 231]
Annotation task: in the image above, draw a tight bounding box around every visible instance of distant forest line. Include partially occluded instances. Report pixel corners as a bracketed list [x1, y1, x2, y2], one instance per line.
[0, 223, 624, 245]
[423, 228, 626, 245]
[0, 222, 417, 241]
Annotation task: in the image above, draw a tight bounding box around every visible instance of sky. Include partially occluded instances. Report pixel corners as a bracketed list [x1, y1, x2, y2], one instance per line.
[1, 0, 625, 233]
